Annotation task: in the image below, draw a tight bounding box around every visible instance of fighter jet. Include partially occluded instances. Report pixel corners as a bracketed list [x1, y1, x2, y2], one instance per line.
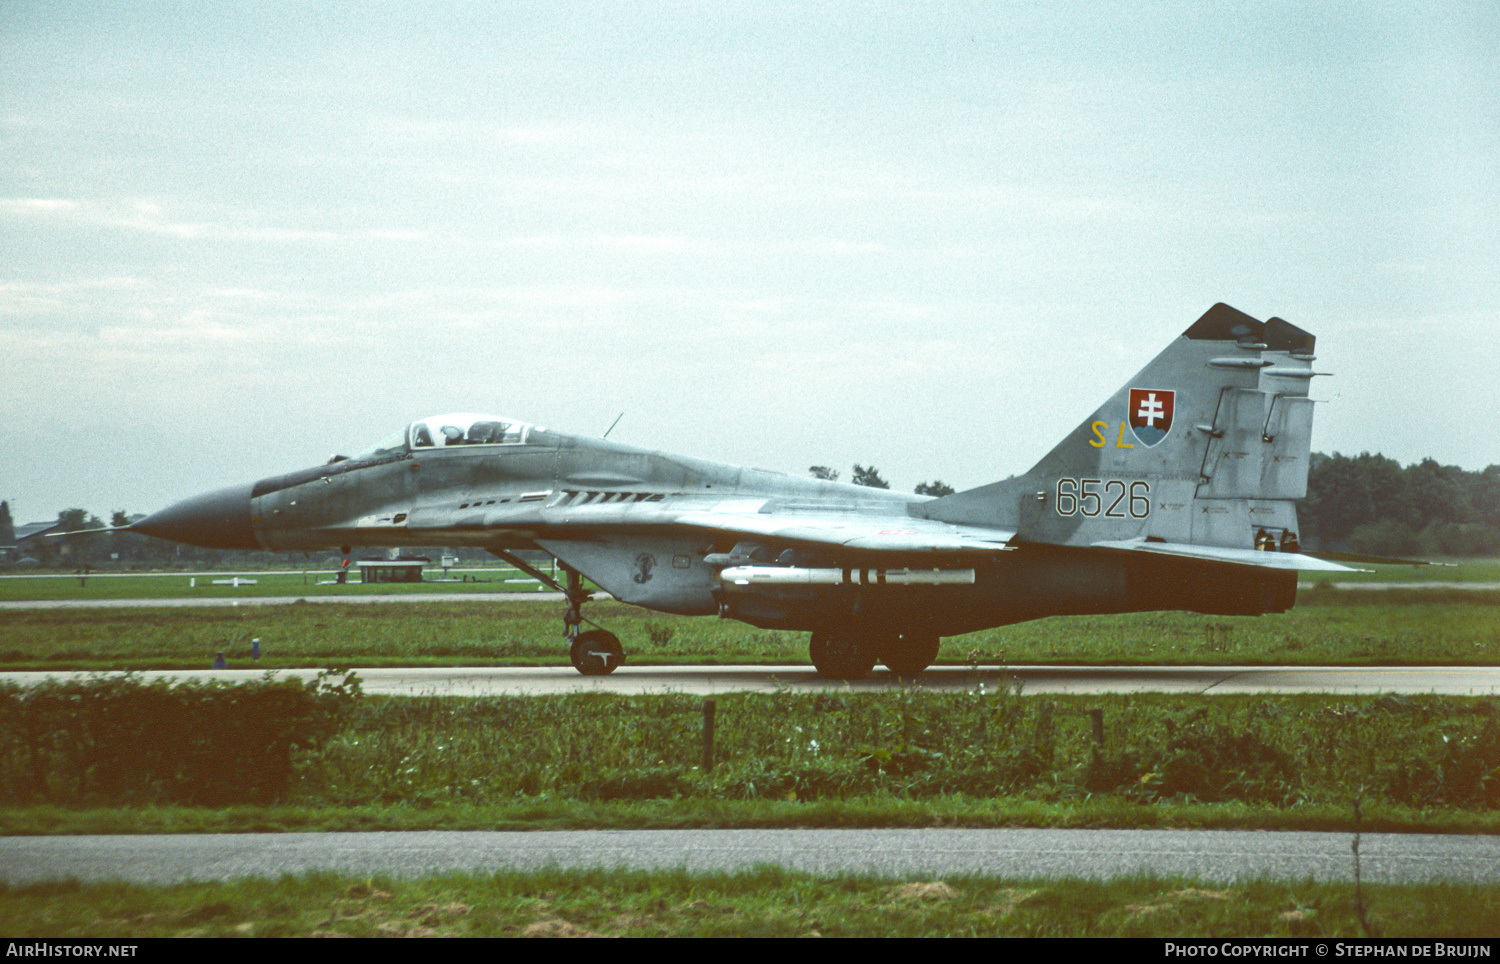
[133, 303, 1352, 679]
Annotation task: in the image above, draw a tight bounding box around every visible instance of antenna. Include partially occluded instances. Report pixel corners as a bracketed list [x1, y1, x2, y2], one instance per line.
[602, 412, 625, 439]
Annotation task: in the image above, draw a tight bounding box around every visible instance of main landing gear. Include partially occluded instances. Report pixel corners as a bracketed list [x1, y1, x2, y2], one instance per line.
[808, 630, 941, 680]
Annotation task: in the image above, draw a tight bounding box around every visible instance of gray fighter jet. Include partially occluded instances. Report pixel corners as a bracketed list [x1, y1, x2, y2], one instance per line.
[133, 303, 1352, 679]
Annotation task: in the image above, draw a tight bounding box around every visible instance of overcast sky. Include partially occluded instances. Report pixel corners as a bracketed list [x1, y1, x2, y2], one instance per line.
[3, 1, 1496, 523]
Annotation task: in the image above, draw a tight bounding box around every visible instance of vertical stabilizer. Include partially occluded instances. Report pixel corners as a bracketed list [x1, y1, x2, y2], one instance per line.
[922, 304, 1321, 553]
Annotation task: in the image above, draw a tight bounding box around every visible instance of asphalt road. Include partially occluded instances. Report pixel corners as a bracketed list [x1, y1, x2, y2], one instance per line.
[4, 828, 1497, 886]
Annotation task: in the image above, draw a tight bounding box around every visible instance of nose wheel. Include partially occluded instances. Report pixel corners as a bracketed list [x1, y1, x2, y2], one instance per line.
[571, 629, 625, 675]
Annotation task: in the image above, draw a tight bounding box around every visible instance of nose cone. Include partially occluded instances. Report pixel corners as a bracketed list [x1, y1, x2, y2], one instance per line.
[133, 483, 259, 551]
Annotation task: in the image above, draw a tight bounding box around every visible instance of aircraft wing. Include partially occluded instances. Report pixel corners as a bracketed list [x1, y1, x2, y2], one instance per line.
[669, 509, 1017, 554]
[1089, 538, 1362, 572]
[405, 498, 1015, 555]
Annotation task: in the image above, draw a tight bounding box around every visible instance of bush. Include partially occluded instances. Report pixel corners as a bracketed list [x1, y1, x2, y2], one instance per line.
[0, 671, 360, 805]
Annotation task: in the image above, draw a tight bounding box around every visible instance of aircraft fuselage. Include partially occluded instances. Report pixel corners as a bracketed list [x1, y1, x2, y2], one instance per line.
[133, 305, 1342, 678]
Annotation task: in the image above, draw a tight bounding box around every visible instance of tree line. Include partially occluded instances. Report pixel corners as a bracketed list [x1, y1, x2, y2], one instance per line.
[1300, 453, 1500, 556]
[810, 465, 955, 496]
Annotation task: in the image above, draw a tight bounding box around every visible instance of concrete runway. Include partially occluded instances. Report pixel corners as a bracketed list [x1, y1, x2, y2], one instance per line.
[6, 663, 1500, 697]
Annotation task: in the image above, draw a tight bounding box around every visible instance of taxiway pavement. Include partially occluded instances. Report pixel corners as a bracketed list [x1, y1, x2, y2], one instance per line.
[4, 828, 1497, 886]
[4, 664, 1498, 697]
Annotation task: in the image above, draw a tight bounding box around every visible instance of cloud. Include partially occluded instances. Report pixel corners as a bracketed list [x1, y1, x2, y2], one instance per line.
[0, 196, 431, 245]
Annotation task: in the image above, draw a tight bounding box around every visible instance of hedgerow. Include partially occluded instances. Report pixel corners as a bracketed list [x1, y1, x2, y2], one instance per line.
[0, 672, 359, 805]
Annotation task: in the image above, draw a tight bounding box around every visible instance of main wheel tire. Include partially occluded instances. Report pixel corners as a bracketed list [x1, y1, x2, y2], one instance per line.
[879, 633, 941, 677]
[570, 629, 625, 676]
[809, 630, 877, 680]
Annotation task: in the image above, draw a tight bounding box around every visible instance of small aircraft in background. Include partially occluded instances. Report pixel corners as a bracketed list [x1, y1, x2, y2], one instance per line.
[134, 303, 1352, 678]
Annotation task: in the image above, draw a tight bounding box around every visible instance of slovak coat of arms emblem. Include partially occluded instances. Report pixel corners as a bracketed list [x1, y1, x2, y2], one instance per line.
[1127, 388, 1175, 447]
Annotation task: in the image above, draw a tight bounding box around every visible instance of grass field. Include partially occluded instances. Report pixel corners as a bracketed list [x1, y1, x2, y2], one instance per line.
[1, 587, 1497, 671]
[5, 868, 1496, 938]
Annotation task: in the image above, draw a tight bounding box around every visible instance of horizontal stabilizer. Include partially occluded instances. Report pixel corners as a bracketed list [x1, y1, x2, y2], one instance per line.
[1305, 550, 1447, 568]
[1091, 538, 1362, 572]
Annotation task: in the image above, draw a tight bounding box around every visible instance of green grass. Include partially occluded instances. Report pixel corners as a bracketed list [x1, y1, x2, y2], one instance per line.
[7, 796, 1500, 837]
[4, 868, 1497, 937]
[293, 691, 1500, 819]
[2, 589, 1498, 671]
[3, 560, 1498, 673]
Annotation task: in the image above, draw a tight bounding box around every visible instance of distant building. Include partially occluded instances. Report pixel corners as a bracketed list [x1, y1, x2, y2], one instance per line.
[3, 521, 61, 564]
[13, 521, 62, 543]
[357, 557, 429, 583]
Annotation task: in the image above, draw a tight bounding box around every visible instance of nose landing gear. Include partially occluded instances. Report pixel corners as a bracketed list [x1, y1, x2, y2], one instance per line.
[488, 549, 625, 676]
[563, 567, 624, 676]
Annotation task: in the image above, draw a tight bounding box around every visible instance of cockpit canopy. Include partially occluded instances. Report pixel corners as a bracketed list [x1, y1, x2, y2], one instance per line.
[410, 413, 531, 448]
[354, 413, 536, 460]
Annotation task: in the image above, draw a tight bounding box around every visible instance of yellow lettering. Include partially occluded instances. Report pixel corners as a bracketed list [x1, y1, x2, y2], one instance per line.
[1089, 421, 1108, 448]
[1116, 422, 1134, 449]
